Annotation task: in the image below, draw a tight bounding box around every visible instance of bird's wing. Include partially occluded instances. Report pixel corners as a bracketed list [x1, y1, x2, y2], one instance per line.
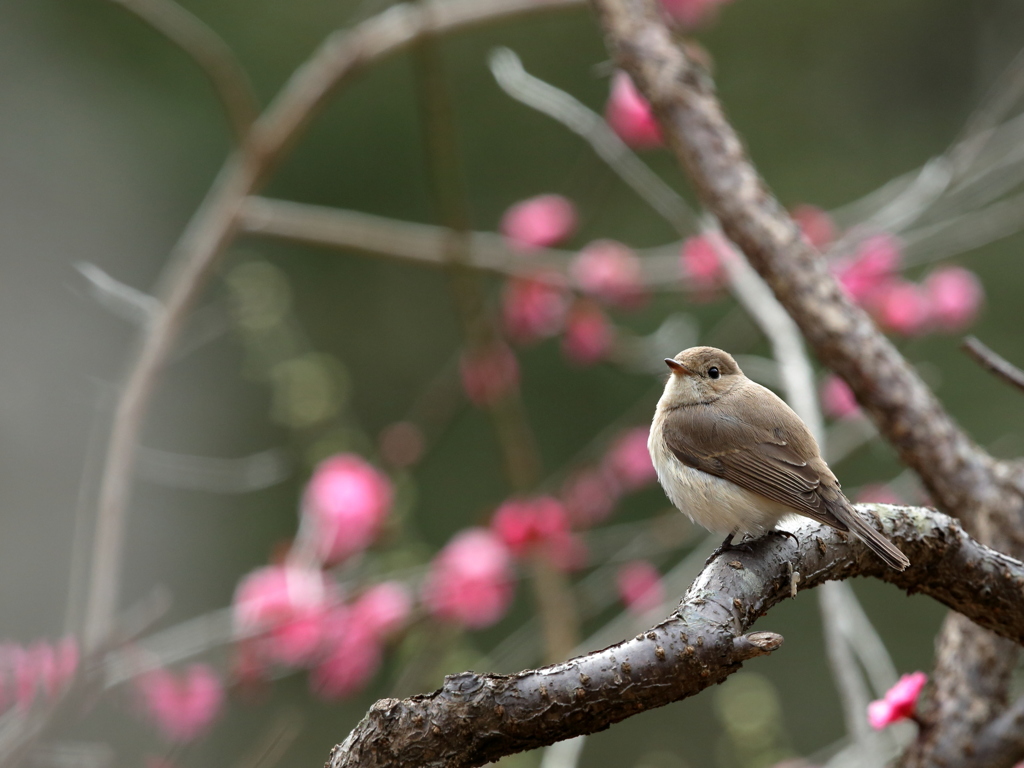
[661, 385, 848, 529]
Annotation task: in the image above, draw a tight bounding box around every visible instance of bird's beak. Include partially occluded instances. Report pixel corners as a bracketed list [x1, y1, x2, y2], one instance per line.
[665, 358, 693, 375]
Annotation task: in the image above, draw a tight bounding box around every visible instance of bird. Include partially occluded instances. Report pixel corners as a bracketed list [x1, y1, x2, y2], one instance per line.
[648, 346, 909, 571]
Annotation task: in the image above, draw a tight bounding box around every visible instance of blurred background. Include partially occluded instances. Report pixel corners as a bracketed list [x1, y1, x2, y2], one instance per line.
[2, 0, 1024, 766]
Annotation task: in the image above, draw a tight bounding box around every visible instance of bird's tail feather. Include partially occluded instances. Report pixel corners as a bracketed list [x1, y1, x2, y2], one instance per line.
[835, 504, 910, 571]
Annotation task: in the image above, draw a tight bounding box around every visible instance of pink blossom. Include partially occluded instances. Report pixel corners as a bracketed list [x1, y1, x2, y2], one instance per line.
[350, 582, 412, 641]
[500, 194, 578, 252]
[491, 496, 572, 560]
[873, 280, 931, 336]
[303, 454, 394, 564]
[378, 421, 425, 469]
[605, 72, 663, 149]
[925, 266, 983, 332]
[792, 205, 836, 252]
[422, 528, 515, 629]
[570, 240, 646, 308]
[680, 233, 728, 296]
[502, 273, 570, 344]
[834, 234, 902, 305]
[867, 672, 927, 729]
[616, 561, 665, 615]
[310, 607, 382, 700]
[233, 565, 332, 667]
[856, 484, 904, 506]
[659, 0, 728, 28]
[12, 647, 37, 711]
[562, 301, 615, 365]
[820, 375, 860, 420]
[460, 342, 520, 407]
[561, 468, 620, 528]
[603, 427, 657, 491]
[135, 664, 224, 743]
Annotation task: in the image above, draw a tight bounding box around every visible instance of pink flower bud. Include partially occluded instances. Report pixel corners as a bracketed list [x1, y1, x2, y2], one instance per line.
[855, 484, 904, 506]
[350, 582, 412, 641]
[680, 233, 728, 297]
[605, 72, 663, 149]
[310, 607, 382, 700]
[834, 234, 902, 305]
[562, 301, 615, 366]
[873, 280, 931, 336]
[867, 672, 927, 729]
[616, 561, 665, 614]
[378, 421, 425, 469]
[502, 273, 570, 344]
[303, 454, 394, 565]
[460, 343, 520, 407]
[233, 565, 333, 667]
[561, 468, 621, 528]
[500, 194, 578, 252]
[925, 266, 983, 332]
[422, 529, 515, 629]
[570, 240, 646, 308]
[820, 374, 860, 420]
[792, 205, 837, 251]
[135, 664, 224, 743]
[603, 427, 657, 491]
[491, 496, 571, 559]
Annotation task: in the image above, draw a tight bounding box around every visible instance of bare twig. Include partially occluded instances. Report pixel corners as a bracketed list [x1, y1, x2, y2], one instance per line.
[104, 0, 259, 142]
[963, 335, 1024, 394]
[330, 506, 1024, 768]
[83, 0, 586, 651]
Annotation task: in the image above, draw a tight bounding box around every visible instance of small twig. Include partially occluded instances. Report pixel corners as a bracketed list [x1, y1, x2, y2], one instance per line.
[105, 0, 259, 143]
[963, 335, 1024, 394]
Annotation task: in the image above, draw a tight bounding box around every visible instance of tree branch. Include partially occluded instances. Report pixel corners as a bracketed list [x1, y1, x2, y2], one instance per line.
[330, 506, 1024, 768]
[963, 335, 1024, 395]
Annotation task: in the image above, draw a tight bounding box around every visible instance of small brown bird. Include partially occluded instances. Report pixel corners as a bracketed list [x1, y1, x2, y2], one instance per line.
[648, 346, 909, 571]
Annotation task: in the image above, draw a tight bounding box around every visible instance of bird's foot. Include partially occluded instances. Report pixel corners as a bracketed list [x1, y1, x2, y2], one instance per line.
[769, 529, 799, 546]
[704, 532, 754, 567]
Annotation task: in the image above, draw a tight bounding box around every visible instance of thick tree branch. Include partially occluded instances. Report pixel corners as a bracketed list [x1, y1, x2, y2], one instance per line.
[330, 506, 1024, 768]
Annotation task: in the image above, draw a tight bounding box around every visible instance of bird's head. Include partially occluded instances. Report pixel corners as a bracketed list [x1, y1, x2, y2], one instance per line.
[662, 346, 743, 405]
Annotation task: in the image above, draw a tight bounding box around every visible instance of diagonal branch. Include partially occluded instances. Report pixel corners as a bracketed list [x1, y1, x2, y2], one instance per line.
[963, 335, 1024, 395]
[329, 506, 1024, 768]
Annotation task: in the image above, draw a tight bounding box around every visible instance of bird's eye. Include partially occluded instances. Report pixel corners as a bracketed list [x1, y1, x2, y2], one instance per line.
[708, 367, 720, 379]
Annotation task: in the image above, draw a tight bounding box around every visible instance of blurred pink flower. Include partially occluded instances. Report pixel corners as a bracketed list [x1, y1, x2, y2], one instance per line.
[834, 233, 902, 305]
[378, 421, 425, 469]
[873, 280, 931, 336]
[660, 0, 729, 28]
[0, 639, 78, 713]
[135, 664, 224, 743]
[422, 528, 515, 629]
[604, 427, 657, 491]
[605, 72, 663, 149]
[310, 607, 382, 700]
[561, 468, 620, 528]
[303, 454, 394, 564]
[856, 484, 904, 506]
[500, 194, 578, 252]
[820, 374, 860, 420]
[562, 301, 615, 365]
[350, 582, 412, 641]
[233, 565, 332, 667]
[792, 205, 836, 252]
[616, 561, 665, 615]
[570, 240, 646, 308]
[491, 496, 575, 565]
[460, 342, 520, 407]
[925, 266, 983, 332]
[680, 233, 728, 296]
[867, 672, 927, 729]
[502, 273, 570, 344]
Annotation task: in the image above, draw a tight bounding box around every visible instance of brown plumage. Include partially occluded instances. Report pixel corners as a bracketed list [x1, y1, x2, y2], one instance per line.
[649, 346, 909, 571]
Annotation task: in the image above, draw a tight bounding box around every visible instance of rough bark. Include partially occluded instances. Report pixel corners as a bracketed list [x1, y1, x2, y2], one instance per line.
[329, 507, 1024, 768]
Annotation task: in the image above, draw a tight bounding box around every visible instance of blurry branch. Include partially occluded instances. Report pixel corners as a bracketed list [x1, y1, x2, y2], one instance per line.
[84, 0, 585, 652]
[489, 47, 697, 235]
[963, 335, 1024, 395]
[588, 2, 1024, 765]
[103, 0, 258, 143]
[76, 263, 159, 326]
[135, 446, 291, 493]
[331, 506, 1024, 768]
